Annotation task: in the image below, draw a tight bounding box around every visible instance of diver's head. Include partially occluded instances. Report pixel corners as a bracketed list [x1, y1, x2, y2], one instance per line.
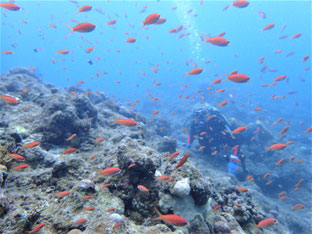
[193, 102, 211, 118]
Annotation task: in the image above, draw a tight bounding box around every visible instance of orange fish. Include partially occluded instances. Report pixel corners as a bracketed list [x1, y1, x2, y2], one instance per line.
[8, 153, 25, 161]
[246, 175, 255, 182]
[254, 107, 261, 111]
[156, 176, 170, 181]
[232, 126, 248, 134]
[153, 208, 187, 227]
[126, 38, 136, 43]
[85, 206, 95, 211]
[168, 152, 180, 162]
[285, 141, 294, 145]
[289, 156, 295, 162]
[55, 191, 71, 197]
[232, 0, 249, 8]
[85, 46, 94, 53]
[142, 13, 160, 26]
[175, 152, 189, 170]
[88, 155, 95, 161]
[204, 36, 230, 47]
[266, 144, 287, 151]
[216, 89, 225, 93]
[152, 110, 159, 116]
[278, 191, 286, 196]
[187, 68, 203, 76]
[218, 100, 228, 107]
[274, 75, 287, 82]
[200, 132, 206, 136]
[61, 148, 77, 154]
[211, 78, 222, 85]
[262, 23, 275, 31]
[68, 22, 96, 33]
[99, 167, 121, 176]
[226, 74, 250, 83]
[13, 164, 29, 170]
[23, 142, 40, 148]
[279, 126, 289, 135]
[236, 187, 248, 192]
[0, 95, 19, 105]
[138, 185, 149, 192]
[106, 207, 116, 212]
[263, 173, 270, 179]
[291, 33, 301, 39]
[78, 5, 92, 13]
[292, 204, 305, 210]
[95, 138, 105, 142]
[199, 146, 206, 150]
[279, 196, 287, 200]
[212, 205, 221, 212]
[66, 134, 77, 141]
[156, 18, 166, 24]
[102, 183, 110, 188]
[2, 50, 14, 54]
[107, 19, 117, 25]
[73, 219, 87, 225]
[56, 50, 70, 54]
[275, 158, 285, 166]
[266, 180, 272, 185]
[296, 179, 304, 187]
[82, 195, 92, 199]
[0, 2, 21, 11]
[257, 218, 277, 228]
[296, 160, 303, 164]
[304, 126, 312, 134]
[113, 117, 137, 126]
[28, 223, 46, 234]
[128, 163, 136, 168]
[113, 221, 123, 229]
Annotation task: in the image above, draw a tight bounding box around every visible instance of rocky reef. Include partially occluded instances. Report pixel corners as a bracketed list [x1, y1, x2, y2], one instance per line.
[0, 67, 309, 233]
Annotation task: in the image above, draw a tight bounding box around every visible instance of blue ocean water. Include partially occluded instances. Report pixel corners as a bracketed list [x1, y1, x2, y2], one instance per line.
[1, 1, 311, 126]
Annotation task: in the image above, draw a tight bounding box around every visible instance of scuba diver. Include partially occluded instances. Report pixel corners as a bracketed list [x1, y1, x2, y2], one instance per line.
[184, 102, 242, 175]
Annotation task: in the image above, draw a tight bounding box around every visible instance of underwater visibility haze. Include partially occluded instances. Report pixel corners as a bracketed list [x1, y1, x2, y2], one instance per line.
[0, 0, 311, 233]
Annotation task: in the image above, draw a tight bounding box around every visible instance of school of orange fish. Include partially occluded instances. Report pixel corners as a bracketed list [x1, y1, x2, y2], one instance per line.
[1, 0, 311, 232]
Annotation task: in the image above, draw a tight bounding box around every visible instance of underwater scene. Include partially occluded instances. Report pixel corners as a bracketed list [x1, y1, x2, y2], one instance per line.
[0, 0, 311, 233]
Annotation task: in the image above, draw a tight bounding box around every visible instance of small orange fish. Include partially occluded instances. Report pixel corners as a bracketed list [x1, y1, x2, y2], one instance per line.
[292, 204, 305, 210]
[85, 46, 94, 53]
[204, 36, 230, 47]
[28, 223, 46, 234]
[85, 207, 95, 211]
[266, 180, 272, 185]
[226, 74, 250, 83]
[82, 195, 92, 200]
[275, 158, 285, 166]
[278, 191, 287, 196]
[153, 208, 187, 226]
[266, 144, 287, 151]
[236, 187, 248, 192]
[167, 152, 180, 162]
[88, 155, 95, 161]
[68, 23, 96, 33]
[0, 3, 21, 11]
[66, 134, 77, 141]
[156, 176, 170, 181]
[175, 152, 189, 170]
[113, 221, 123, 229]
[218, 100, 228, 107]
[257, 218, 277, 228]
[263, 173, 270, 179]
[285, 141, 294, 145]
[262, 23, 275, 31]
[0, 95, 19, 105]
[107, 19, 117, 25]
[187, 68, 203, 76]
[296, 179, 304, 187]
[13, 164, 29, 170]
[61, 148, 77, 154]
[106, 207, 116, 212]
[232, 126, 248, 134]
[102, 183, 110, 188]
[8, 153, 25, 161]
[128, 163, 136, 168]
[280, 126, 289, 135]
[216, 89, 225, 93]
[246, 175, 255, 182]
[2, 50, 14, 55]
[113, 117, 137, 126]
[254, 107, 261, 111]
[152, 110, 159, 116]
[212, 205, 221, 212]
[304, 126, 312, 134]
[142, 13, 160, 26]
[95, 138, 105, 142]
[78, 5, 92, 13]
[55, 191, 71, 197]
[99, 167, 121, 176]
[279, 196, 287, 200]
[73, 218, 87, 225]
[56, 50, 70, 54]
[211, 78, 222, 85]
[138, 185, 149, 192]
[200, 131, 206, 136]
[126, 38, 136, 43]
[199, 146, 206, 150]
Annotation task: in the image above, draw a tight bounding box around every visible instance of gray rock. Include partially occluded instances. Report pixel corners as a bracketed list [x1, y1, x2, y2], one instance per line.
[109, 213, 123, 223]
[156, 137, 177, 153]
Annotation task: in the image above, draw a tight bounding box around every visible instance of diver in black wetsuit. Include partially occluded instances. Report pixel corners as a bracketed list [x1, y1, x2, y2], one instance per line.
[185, 102, 243, 175]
